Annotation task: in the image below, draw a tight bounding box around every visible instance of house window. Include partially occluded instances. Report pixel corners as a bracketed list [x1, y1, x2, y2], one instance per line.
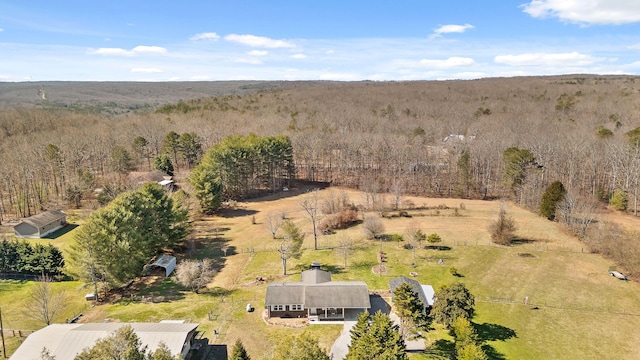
[272, 305, 284, 311]
[291, 304, 303, 311]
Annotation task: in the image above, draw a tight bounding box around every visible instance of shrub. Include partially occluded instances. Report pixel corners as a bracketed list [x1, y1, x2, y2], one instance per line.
[427, 233, 442, 244]
[391, 234, 404, 242]
[318, 209, 359, 231]
[362, 215, 384, 239]
[610, 190, 628, 211]
[490, 204, 516, 245]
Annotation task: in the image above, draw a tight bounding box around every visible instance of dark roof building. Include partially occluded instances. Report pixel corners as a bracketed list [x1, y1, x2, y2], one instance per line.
[13, 210, 66, 238]
[265, 263, 371, 321]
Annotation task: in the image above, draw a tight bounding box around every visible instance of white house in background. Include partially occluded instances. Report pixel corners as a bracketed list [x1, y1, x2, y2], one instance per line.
[13, 210, 67, 238]
[10, 322, 200, 360]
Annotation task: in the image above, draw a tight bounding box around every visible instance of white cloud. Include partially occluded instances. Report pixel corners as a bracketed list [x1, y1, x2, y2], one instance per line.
[0, 28, 4, 32]
[90, 47, 132, 56]
[419, 57, 476, 68]
[431, 24, 474, 38]
[521, 0, 640, 25]
[89, 46, 167, 56]
[131, 46, 167, 54]
[628, 43, 640, 50]
[190, 32, 220, 41]
[131, 68, 162, 73]
[494, 52, 601, 66]
[224, 34, 295, 48]
[190, 76, 210, 80]
[291, 53, 306, 59]
[248, 50, 269, 56]
[234, 58, 263, 64]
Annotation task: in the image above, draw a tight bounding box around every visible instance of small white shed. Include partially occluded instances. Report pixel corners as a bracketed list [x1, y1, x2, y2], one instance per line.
[148, 255, 177, 277]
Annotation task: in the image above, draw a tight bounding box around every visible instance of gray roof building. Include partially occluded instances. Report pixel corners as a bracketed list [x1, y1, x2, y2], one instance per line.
[13, 210, 66, 238]
[389, 276, 434, 308]
[265, 264, 371, 320]
[10, 322, 199, 360]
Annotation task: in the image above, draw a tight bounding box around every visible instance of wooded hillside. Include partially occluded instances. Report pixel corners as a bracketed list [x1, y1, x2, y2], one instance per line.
[1, 75, 639, 223]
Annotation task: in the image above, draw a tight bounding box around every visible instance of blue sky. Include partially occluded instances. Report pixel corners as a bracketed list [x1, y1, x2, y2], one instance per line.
[1, 0, 640, 81]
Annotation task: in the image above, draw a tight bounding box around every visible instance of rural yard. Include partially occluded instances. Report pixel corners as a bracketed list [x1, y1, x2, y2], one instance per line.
[3, 1, 640, 358]
[3, 187, 638, 359]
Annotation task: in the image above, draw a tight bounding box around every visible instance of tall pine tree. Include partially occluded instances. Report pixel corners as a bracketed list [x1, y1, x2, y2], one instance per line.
[346, 310, 407, 360]
[540, 180, 566, 220]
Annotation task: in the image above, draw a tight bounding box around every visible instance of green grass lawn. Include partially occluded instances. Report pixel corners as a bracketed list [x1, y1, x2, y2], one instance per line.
[3, 189, 640, 359]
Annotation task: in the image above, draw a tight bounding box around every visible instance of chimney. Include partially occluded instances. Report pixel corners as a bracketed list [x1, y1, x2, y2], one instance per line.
[310, 262, 321, 270]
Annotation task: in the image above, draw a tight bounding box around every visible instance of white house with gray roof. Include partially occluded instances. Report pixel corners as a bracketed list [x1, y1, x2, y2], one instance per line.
[13, 209, 66, 238]
[265, 263, 371, 321]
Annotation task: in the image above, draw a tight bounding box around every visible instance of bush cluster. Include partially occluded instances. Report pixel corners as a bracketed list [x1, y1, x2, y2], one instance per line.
[318, 209, 359, 232]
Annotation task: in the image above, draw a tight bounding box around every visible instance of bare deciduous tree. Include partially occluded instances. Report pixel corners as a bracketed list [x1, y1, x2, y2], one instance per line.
[174, 259, 215, 293]
[264, 212, 282, 239]
[300, 189, 322, 250]
[556, 191, 598, 238]
[391, 177, 403, 210]
[362, 215, 385, 240]
[278, 220, 304, 275]
[23, 275, 67, 326]
[337, 236, 354, 268]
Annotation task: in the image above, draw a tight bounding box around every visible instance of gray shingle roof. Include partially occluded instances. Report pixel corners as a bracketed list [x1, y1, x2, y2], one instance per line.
[265, 281, 370, 309]
[21, 209, 66, 228]
[301, 268, 332, 284]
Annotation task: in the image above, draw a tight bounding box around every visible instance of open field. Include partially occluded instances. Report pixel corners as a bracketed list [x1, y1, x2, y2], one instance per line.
[3, 187, 640, 359]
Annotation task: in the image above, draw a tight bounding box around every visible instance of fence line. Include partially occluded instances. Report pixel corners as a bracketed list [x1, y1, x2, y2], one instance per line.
[0, 329, 35, 338]
[235, 239, 591, 255]
[0, 273, 41, 281]
[477, 295, 640, 317]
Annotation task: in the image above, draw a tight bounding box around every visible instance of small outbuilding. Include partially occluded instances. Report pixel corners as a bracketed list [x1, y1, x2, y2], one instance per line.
[145, 255, 177, 277]
[13, 210, 67, 238]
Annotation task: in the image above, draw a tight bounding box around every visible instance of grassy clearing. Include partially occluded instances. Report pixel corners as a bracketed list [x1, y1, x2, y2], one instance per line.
[3, 187, 640, 359]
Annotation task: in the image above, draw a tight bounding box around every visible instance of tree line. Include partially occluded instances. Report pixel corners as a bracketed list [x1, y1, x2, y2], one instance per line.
[1, 76, 640, 228]
[190, 134, 294, 213]
[0, 239, 64, 277]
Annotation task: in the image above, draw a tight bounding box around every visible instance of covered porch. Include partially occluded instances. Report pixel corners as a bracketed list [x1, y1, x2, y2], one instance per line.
[308, 307, 345, 321]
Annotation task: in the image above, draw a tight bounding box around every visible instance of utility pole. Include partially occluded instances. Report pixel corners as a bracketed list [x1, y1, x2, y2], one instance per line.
[0, 307, 6, 359]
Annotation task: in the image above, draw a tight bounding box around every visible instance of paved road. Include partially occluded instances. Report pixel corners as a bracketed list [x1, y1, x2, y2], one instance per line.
[329, 295, 424, 359]
[330, 295, 389, 360]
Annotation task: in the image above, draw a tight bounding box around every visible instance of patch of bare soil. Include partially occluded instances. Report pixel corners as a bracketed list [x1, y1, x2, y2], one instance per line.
[372, 264, 388, 275]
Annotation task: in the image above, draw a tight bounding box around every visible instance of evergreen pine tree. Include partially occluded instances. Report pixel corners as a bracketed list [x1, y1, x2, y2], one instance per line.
[540, 180, 566, 220]
[230, 339, 251, 360]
